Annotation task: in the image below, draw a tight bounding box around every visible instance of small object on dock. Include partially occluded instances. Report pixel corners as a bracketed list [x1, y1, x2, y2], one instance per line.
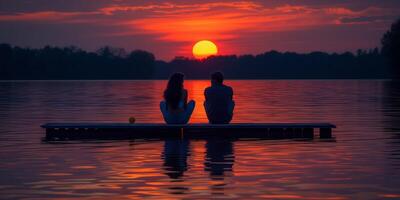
[41, 123, 336, 141]
[129, 117, 136, 124]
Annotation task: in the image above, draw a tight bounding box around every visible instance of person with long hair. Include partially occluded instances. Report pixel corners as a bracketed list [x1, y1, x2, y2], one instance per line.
[160, 73, 195, 124]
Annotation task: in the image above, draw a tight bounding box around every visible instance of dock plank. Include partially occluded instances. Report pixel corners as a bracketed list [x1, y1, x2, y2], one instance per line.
[41, 123, 336, 140]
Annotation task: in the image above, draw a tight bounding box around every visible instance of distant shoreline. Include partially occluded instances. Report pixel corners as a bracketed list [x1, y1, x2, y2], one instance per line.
[0, 78, 392, 82]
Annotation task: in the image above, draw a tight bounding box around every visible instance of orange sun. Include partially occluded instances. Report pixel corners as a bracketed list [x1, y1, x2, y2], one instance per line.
[192, 40, 218, 59]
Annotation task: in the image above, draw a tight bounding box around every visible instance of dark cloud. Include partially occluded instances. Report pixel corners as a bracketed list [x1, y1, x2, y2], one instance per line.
[340, 15, 396, 24]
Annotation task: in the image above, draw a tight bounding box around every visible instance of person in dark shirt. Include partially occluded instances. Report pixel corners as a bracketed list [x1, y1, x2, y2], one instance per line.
[204, 72, 235, 124]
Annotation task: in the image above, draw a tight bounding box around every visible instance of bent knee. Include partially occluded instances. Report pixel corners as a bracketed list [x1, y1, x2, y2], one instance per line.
[160, 101, 167, 111]
[187, 100, 196, 108]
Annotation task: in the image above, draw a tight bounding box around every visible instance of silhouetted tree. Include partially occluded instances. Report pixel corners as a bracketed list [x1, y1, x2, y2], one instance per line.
[0, 43, 12, 77]
[127, 50, 155, 78]
[382, 18, 400, 78]
[96, 46, 126, 59]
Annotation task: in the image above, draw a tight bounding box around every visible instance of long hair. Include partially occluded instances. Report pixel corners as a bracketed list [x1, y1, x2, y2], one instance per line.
[164, 73, 184, 109]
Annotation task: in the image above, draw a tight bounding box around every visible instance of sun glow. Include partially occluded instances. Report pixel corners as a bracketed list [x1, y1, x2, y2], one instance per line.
[192, 40, 218, 59]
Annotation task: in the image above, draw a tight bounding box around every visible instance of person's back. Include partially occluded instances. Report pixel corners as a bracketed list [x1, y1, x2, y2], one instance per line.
[160, 73, 195, 124]
[204, 72, 235, 124]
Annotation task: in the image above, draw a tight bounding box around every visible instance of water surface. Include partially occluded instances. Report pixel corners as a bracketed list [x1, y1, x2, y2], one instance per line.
[0, 80, 400, 199]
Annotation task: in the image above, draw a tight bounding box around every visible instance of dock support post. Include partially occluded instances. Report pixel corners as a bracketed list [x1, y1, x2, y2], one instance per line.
[180, 128, 184, 139]
[303, 128, 314, 138]
[320, 128, 332, 138]
[285, 128, 294, 138]
[270, 128, 284, 138]
[46, 128, 54, 140]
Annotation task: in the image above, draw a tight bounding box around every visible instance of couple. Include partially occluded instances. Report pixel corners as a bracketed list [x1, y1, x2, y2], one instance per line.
[160, 72, 235, 124]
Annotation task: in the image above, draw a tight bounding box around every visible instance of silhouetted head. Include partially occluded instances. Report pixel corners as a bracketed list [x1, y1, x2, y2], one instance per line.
[164, 73, 185, 109]
[211, 71, 224, 85]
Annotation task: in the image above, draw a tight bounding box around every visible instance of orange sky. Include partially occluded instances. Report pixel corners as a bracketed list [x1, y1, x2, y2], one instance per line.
[0, 0, 399, 60]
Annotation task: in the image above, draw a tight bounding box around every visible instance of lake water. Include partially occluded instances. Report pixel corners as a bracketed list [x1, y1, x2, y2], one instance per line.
[0, 80, 400, 199]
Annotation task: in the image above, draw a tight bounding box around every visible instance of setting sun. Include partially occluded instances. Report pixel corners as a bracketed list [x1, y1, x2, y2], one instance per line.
[192, 40, 218, 59]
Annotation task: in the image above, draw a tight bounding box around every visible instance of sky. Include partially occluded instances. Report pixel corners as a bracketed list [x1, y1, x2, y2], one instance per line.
[0, 0, 399, 60]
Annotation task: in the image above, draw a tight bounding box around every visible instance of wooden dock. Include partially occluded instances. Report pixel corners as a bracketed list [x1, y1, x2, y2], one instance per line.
[41, 123, 336, 140]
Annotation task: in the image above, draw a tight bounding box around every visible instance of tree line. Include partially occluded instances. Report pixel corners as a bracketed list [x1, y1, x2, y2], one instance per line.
[0, 44, 388, 79]
[154, 48, 387, 79]
[0, 45, 155, 79]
